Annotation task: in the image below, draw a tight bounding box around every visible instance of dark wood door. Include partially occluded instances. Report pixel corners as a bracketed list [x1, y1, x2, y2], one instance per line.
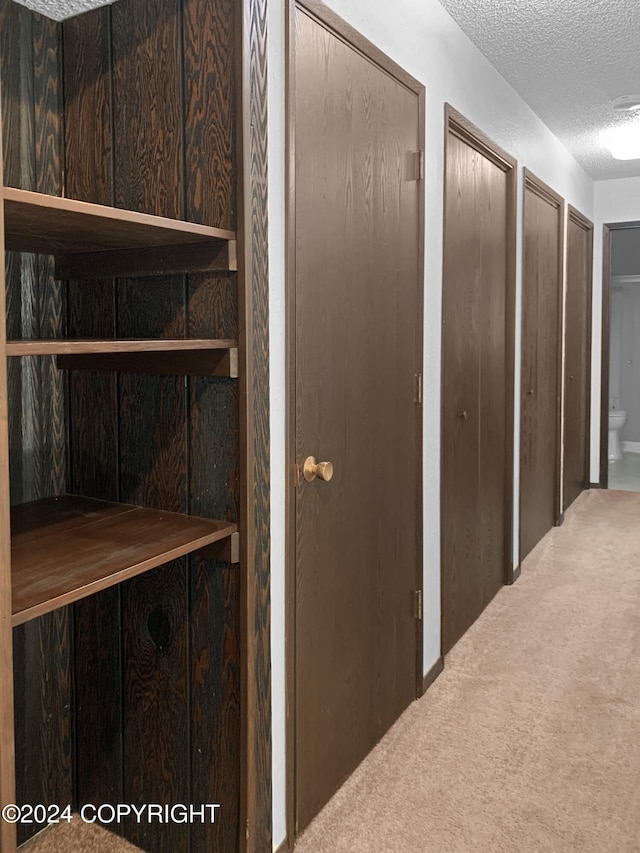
[441, 108, 516, 655]
[520, 172, 563, 560]
[563, 207, 593, 511]
[293, 6, 423, 834]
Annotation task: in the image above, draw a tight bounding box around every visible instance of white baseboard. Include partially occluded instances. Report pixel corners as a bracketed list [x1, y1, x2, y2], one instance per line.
[622, 441, 640, 454]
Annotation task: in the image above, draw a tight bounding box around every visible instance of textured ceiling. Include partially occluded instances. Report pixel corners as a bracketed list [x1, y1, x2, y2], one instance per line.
[13, 0, 116, 21]
[438, 0, 640, 180]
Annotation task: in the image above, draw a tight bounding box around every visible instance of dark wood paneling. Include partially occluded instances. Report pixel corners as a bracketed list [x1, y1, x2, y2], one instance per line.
[563, 206, 593, 511]
[63, 7, 113, 207]
[0, 7, 15, 843]
[183, 1, 243, 845]
[183, 0, 236, 230]
[520, 171, 564, 561]
[111, 0, 182, 219]
[1, 13, 34, 841]
[441, 106, 516, 654]
[32, 14, 66, 498]
[110, 1, 196, 849]
[1, 7, 73, 845]
[62, 7, 124, 824]
[1, 0, 29, 508]
[121, 564, 189, 851]
[56, 239, 235, 280]
[190, 558, 241, 851]
[12, 609, 73, 846]
[237, 0, 271, 850]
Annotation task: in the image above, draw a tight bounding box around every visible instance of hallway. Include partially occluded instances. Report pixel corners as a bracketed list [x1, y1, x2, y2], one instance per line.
[295, 490, 640, 852]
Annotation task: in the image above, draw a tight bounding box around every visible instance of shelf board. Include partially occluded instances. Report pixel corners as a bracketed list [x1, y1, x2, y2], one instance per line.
[6, 338, 236, 356]
[11, 495, 237, 626]
[3, 188, 237, 277]
[5, 339, 239, 377]
[4, 187, 234, 252]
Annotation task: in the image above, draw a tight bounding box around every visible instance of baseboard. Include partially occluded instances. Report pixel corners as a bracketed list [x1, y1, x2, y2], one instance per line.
[623, 441, 640, 454]
[422, 656, 444, 695]
[589, 482, 603, 489]
[274, 837, 290, 853]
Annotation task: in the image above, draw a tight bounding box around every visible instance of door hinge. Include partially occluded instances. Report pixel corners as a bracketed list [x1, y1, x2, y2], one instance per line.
[417, 149, 424, 181]
[414, 373, 423, 404]
[414, 589, 423, 620]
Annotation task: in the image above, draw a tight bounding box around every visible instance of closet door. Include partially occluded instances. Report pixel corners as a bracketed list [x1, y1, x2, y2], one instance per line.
[520, 171, 563, 560]
[293, 5, 424, 833]
[441, 107, 516, 655]
[563, 206, 593, 511]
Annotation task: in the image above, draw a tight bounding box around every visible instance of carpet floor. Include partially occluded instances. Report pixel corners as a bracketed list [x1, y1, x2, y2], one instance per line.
[21, 818, 144, 852]
[295, 489, 640, 852]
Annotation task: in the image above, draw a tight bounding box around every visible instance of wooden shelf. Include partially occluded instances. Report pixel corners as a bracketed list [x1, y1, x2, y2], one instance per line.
[3, 187, 237, 277]
[11, 495, 237, 626]
[5, 339, 239, 377]
[6, 338, 236, 356]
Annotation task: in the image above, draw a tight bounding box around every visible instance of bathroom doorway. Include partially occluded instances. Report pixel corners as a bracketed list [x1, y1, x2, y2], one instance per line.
[601, 222, 640, 490]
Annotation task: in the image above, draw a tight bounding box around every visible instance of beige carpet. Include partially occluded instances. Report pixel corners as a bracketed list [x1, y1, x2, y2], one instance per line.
[21, 818, 144, 852]
[295, 489, 640, 852]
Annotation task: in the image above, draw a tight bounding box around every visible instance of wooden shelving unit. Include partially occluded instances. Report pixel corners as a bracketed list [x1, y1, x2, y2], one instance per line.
[3, 187, 240, 624]
[0, 0, 271, 849]
[4, 187, 240, 612]
[11, 495, 237, 626]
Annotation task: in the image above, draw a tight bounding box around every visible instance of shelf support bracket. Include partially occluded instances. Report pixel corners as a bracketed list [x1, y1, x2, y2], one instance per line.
[200, 531, 240, 564]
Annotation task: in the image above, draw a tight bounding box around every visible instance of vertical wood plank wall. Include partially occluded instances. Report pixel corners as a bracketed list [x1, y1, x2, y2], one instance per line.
[64, 0, 241, 850]
[237, 0, 272, 850]
[0, 11, 15, 852]
[0, 0, 271, 849]
[0, 5, 73, 847]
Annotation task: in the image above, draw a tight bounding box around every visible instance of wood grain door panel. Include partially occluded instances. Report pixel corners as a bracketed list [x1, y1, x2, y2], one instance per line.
[293, 6, 422, 834]
[520, 173, 563, 560]
[441, 111, 516, 655]
[563, 207, 593, 511]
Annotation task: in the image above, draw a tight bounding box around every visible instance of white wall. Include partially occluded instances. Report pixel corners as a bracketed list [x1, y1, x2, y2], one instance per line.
[268, 0, 287, 848]
[591, 178, 640, 481]
[268, 0, 595, 846]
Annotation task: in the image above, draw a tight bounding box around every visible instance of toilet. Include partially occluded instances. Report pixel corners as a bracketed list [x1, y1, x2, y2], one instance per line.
[608, 409, 627, 461]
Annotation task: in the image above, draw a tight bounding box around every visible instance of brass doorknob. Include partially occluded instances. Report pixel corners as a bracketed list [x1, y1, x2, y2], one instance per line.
[303, 456, 334, 483]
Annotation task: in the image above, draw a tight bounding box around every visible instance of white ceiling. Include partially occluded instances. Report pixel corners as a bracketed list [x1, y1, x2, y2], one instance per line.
[13, 0, 115, 21]
[438, 0, 640, 180]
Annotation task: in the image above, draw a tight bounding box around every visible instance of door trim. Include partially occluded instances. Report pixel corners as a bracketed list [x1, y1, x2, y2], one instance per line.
[441, 104, 518, 621]
[519, 169, 565, 565]
[565, 205, 594, 503]
[285, 2, 425, 844]
[599, 220, 640, 488]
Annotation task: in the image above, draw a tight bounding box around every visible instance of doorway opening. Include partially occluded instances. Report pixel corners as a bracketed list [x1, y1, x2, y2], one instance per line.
[601, 222, 640, 490]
